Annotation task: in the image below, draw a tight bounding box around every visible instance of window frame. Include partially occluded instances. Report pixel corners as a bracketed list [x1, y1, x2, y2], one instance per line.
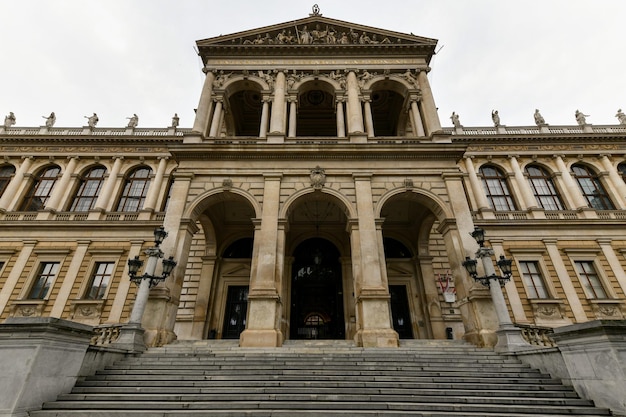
[573, 259, 609, 300]
[26, 261, 61, 300]
[518, 259, 551, 299]
[571, 164, 615, 210]
[0, 164, 16, 198]
[19, 165, 61, 211]
[68, 165, 107, 212]
[525, 164, 565, 211]
[115, 166, 152, 212]
[479, 164, 518, 211]
[83, 261, 115, 300]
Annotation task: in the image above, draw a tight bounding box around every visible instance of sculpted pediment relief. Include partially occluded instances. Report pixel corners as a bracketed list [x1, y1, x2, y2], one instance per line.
[197, 15, 437, 50]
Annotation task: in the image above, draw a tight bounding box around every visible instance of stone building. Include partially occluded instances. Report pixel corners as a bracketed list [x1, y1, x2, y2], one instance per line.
[1, 11, 625, 350]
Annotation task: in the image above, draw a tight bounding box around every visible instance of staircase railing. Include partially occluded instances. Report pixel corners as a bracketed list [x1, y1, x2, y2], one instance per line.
[516, 323, 556, 347]
[90, 323, 123, 346]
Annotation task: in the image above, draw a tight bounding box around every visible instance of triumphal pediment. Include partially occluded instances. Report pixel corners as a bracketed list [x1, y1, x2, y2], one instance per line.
[196, 10, 437, 61]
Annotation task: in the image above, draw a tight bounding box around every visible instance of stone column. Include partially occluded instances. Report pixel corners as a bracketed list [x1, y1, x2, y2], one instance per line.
[240, 173, 283, 347]
[108, 239, 144, 323]
[0, 240, 37, 316]
[416, 256, 445, 339]
[43, 156, 79, 213]
[287, 98, 297, 138]
[191, 69, 216, 136]
[416, 69, 442, 135]
[142, 157, 168, 213]
[554, 155, 587, 210]
[509, 155, 538, 210]
[543, 238, 587, 322]
[352, 173, 399, 347]
[93, 157, 124, 214]
[208, 98, 223, 138]
[464, 156, 490, 211]
[50, 240, 91, 318]
[363, 97, 374, 138]
[346, 71, 365, 135]
[597, 238, 626, 295]
[336, 98, 346, 138]
[599, 154, 626, 208]
[490, 239, 528, 324]
[0, 156, 33, 212]
[269, 71, 286, 135]
[259, 98, 270, 138]
[410, 98, 426, 137]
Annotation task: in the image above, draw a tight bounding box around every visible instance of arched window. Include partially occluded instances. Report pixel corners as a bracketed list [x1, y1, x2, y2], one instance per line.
[115, 166, 152, 212]
[161, 176, 174, 212]
[617, 162, 626, 183]
[571, 164, 614, 210]
[525, 165, 564, 210]
[20, 165, 61, 211]
[479, 165, 517, 211]
[69, 165, 106, 212]
[0, 164, 16, 198]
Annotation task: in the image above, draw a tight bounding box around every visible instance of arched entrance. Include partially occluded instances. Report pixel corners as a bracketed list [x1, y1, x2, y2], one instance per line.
[290, 238, 345, 340]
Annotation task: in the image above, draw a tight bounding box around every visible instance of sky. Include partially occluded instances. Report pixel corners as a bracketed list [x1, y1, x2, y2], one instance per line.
[1, 0, 625, 129]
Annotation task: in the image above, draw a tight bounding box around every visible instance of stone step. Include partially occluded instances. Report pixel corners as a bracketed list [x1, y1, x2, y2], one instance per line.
[28, 412, 613, 417]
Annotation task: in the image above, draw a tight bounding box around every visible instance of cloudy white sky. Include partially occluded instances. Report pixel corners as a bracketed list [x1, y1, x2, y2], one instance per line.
[2, 1, 625, 129]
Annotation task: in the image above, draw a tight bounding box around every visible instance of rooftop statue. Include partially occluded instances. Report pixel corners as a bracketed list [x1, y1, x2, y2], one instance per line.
[616, 109, 626, 125]
[491, 110, 500, 127]
[533, 109, 546, 126]
[42, 112, 56, 127]
[3, 112, 16, 128]
[85, 113, 99, 128]
[575, 110, 589, 126]
[127, 114, 139, 128]
[171, 113, 179, 128]
[450, 112, 462, 128]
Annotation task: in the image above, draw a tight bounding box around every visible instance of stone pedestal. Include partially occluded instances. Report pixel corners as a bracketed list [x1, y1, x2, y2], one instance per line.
[0, 318, 93, 417]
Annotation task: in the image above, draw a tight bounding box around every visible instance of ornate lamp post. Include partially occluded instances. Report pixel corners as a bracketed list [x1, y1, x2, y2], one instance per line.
[462, 227, 530, 353]
[115, 226, 177, 352]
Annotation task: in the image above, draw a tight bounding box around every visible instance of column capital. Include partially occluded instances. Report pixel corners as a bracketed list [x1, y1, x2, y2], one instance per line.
[542, 238, 558, 245]
[352, 172, 373, 180]
[157, 156, 170, 161]
[507, 154, 520, 160]
[596, 238, 613, 245]
[263, 173, 283, 180]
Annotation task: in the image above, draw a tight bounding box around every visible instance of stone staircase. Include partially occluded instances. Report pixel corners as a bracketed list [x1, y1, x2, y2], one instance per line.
[30, 339, 613, 416]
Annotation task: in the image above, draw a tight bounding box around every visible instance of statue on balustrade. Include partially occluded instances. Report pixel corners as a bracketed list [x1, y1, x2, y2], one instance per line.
[42, 112, 56, 127]
[615, 109, 626, 125]
[533, 109, 546, 126]
[491, 110, 501, 127]
[575, 110, 589, 126]
[450, 112, 462, 128]
[126, 114, 139, 128]
[3, 112, 16, 128]
[171, 113, 179, 128]
[85, 113, 99, 128]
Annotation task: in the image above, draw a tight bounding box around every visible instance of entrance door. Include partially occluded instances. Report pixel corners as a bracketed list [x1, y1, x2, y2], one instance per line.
[390, 285, 413, 339]
[222, 285, 248, 339]
[290, 238, 345, 339]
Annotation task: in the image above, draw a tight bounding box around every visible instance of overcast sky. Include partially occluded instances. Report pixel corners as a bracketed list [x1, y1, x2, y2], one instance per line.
[2, 1, 625, 129]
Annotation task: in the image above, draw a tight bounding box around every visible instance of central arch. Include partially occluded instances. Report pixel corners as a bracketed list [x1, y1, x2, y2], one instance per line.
[290, 238, 345, 339]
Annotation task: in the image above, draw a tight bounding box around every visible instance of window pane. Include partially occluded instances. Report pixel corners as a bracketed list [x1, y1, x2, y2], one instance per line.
[526, 165, 564, 210]
[20, 166, 61, 211]
[575, 261, 607, 299]
[0, 165, 16, 197]
[28, 262, 60, 299]
[116, 167, 151, 212]
[86, 262, 114, 300]
[519, 261, 549, 299]
[572, 165, 615, 210]
[480, 165, 517, 211]
[70, 166, 106, 212]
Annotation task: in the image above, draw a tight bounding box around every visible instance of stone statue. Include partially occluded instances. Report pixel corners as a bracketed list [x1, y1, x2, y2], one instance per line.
[126, 113, 139, 128]
[359, 32, 371, 44]
[3, 112, 16, 128]
[450, 112, 462, 128]
[171, 113, 179, 128]
[42, 112, 56, 127]
[310, 166, 326, 190]
[85, 113, 99, 128]
[575, 110, 589, 126]
[401, 69, 417, 86]
[299, 26, 312, 45]
[491, 110, 500, 127]
[533, 109, 546, 126]
[615, 109, 626, 125]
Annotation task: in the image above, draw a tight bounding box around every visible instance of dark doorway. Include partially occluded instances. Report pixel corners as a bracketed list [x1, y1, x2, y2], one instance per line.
[390, 285, 413, 339]
[290, 238, 345, 339]
[222, 285, 249, 339]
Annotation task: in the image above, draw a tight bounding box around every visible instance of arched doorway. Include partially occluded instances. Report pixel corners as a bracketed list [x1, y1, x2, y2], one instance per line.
[290, 238, 345, 339]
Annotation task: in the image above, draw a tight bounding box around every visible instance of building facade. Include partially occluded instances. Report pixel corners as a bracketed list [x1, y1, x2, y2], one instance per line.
[1, 12, 625, 348]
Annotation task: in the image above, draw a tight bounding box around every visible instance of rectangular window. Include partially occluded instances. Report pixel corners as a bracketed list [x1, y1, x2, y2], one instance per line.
[575, 261, 607, 299]
[519, 261, 549, 299]
[85, 262, 114, 300]
[28, 262, 60, 299]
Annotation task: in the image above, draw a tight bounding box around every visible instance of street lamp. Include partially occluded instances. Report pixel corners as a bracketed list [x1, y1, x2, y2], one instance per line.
[115, 226, 177, 352]
[462, 227, 530, 353]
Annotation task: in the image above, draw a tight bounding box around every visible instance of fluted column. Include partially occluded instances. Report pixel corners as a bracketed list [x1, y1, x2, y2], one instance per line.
[240, 173, 283, 347]
[287, 98, 297, 138]
[346, 71, 365, 134]
[269, 71, 286, 134]
[363, 98, 374, 138]
[259, 98, 270, 138]
[509, 155, 537, 210]
[93, 157, 124, 213]
[336, 98, 346, 138]
[599, 155, 626, 208]
[141, 157, 168, 213]
[410, 99, 426, 137]
[553, 155, 587, 209]
[0, 156, 33, 212]
[416, 69, 442, 135]
[45, 156, 78, 212]
[464, 156, 490, 210]
[208, 98, 223, 138]
[191, 69, 216, 136]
